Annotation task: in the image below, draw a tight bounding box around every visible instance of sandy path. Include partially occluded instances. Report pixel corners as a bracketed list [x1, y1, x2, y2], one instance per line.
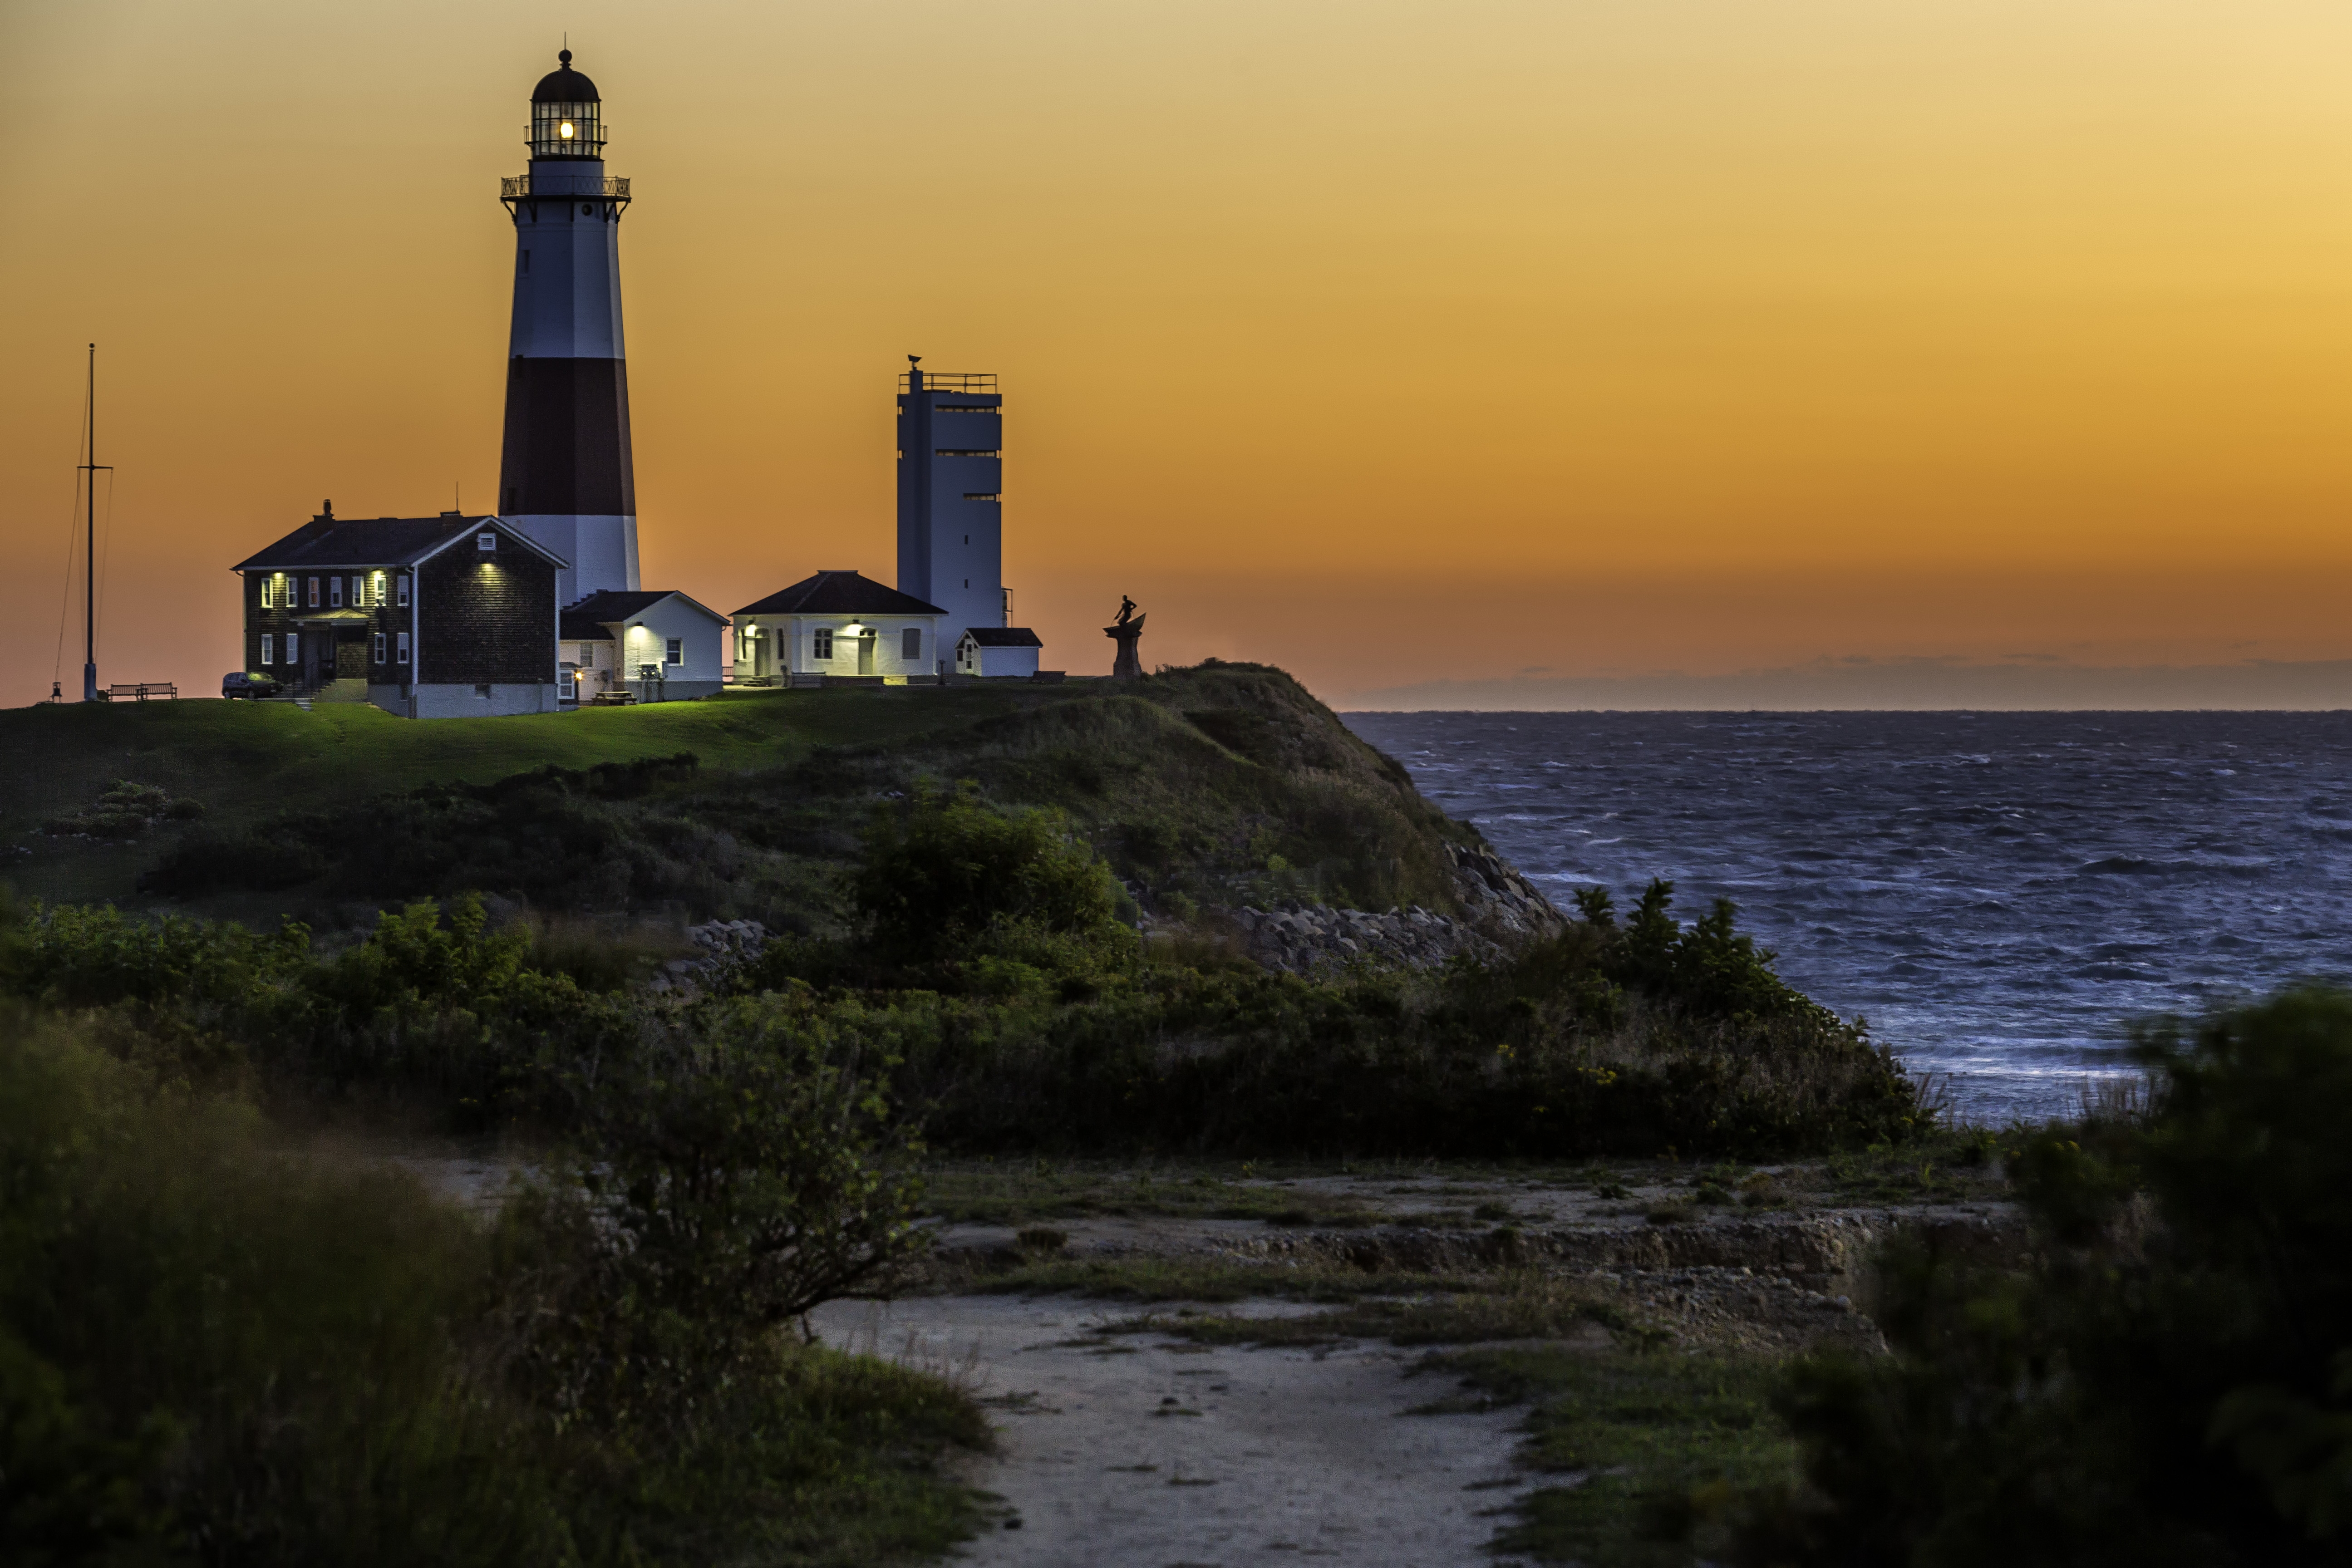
[809, 1295, 1540, 1568]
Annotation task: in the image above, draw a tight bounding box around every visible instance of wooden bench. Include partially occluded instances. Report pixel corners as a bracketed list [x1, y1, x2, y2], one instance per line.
[106, 682, 177, 702]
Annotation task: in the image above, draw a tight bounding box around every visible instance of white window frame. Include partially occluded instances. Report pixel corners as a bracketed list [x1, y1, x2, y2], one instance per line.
[261, 634, 275, 665]
[665, 637, 683, 666]
[330, 576, 343, 607]
[372, 632, 386, 664]
[285, 631, 300, 665]
[307, 577, 320, 608]
[812, 627, 834, 661]
[477, 531, 497, 551]
[395, 631, 410, 666]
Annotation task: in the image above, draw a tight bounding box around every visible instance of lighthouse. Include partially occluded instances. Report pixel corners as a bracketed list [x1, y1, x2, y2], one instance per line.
[497, 50, 638, 606]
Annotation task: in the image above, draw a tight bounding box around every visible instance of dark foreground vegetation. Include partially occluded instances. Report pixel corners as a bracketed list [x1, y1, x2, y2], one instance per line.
[0, 900, 989, 1565]
[9, 782, 1924, 1161]
[0, 666, 1957, 1560]
[1706, 988, 2352, 1568]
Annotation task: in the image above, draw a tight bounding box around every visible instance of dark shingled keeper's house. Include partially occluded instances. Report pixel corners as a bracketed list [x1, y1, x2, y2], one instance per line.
[232, 504, 565, 718]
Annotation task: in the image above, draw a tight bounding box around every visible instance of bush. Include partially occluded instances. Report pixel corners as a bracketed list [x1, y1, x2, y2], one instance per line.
[518, 996, 932, 1438]
[852, 783, 1128, 959]
[1735, 988, 2352, 1567]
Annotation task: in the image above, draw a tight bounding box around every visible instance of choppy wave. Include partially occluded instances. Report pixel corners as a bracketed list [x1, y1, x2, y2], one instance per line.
[1344, 710, 2352, 1123]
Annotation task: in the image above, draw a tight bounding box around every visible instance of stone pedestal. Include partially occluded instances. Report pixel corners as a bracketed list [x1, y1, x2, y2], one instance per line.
[1104, 613, 1145, 679]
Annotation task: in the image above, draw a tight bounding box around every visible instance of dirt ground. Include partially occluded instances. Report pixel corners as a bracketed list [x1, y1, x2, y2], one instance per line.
[809, 1294, 1548, 1568]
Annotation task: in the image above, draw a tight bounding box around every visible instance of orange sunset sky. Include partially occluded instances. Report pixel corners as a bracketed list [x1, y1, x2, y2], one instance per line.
[7, 0, 2352, 709]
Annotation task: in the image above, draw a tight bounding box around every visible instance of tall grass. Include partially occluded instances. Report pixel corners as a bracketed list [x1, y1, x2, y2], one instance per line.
[0, 1007, 989, 1567]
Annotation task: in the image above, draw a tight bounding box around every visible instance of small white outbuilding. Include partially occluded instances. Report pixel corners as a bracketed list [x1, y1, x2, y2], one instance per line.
[561, 589, 731, 704]
[955, 626, 1044, 678]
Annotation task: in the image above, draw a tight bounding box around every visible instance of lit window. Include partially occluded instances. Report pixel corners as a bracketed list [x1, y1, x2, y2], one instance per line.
[477, 532, 497, 551]
[812, 628, 833, 660]
[902, 628, 921, 660]
[396, 631, 410, 666]
[373, 632, 386, 664]
[308, 577, 320, 608]
[261, 634, 275, 665]
[665, 638, 682, 665]
[397, 575, 410, 608]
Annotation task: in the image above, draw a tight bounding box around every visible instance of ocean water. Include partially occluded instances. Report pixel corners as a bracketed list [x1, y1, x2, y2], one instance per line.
[1342, 711, 2352, 1122]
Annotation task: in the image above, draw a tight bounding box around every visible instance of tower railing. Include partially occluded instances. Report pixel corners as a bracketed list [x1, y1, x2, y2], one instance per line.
[899, 372, 997, 393]
[502, 174, 630, 201]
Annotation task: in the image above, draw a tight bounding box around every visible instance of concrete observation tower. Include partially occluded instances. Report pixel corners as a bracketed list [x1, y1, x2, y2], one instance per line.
[897, 360, 1005, 657]
[498, 50, 638, 606]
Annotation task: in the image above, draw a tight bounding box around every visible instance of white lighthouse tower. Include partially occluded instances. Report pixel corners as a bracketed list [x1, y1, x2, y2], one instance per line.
[497, 50, 639, 606]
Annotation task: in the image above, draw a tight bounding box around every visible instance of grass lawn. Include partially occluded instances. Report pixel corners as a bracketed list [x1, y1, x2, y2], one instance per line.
[1, 686, 1066, 906]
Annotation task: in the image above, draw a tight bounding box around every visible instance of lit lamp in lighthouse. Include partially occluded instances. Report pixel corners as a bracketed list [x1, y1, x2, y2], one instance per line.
[528, 50, 604, 160]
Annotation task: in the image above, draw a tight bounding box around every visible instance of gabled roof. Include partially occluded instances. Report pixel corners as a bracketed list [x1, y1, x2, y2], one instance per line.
[734, 570, 945, 619]
[564, 587, 729, 630]
[959, 626, 1043, 648]
[231, 512, 567, 573]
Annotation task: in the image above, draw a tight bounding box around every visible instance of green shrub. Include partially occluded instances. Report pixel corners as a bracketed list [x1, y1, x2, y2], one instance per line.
[1735, 988, 2352, 1567]
[519, 995, 931, 1437]
[0, 1010, 570, 1565]
[852, 782, 1127, 958]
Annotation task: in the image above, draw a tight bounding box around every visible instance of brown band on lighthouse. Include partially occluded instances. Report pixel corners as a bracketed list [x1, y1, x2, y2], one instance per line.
[497, 357, 636, 517]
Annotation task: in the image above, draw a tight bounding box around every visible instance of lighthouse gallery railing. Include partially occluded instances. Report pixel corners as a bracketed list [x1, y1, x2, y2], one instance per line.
[502, 175, 630, 201]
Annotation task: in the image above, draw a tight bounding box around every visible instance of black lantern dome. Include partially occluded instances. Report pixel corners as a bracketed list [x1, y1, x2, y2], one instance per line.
[528, 50, 605, 158]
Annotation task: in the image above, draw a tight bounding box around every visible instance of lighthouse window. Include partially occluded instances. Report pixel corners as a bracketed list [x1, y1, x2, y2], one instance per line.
[520, 251, 531, 275]
[902, 628, 921, 660]
[261, 635, 275, 666]
[812, 629, 833, 660]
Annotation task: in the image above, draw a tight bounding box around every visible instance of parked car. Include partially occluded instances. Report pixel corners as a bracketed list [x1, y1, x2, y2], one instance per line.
[222, 671, 283, 700]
